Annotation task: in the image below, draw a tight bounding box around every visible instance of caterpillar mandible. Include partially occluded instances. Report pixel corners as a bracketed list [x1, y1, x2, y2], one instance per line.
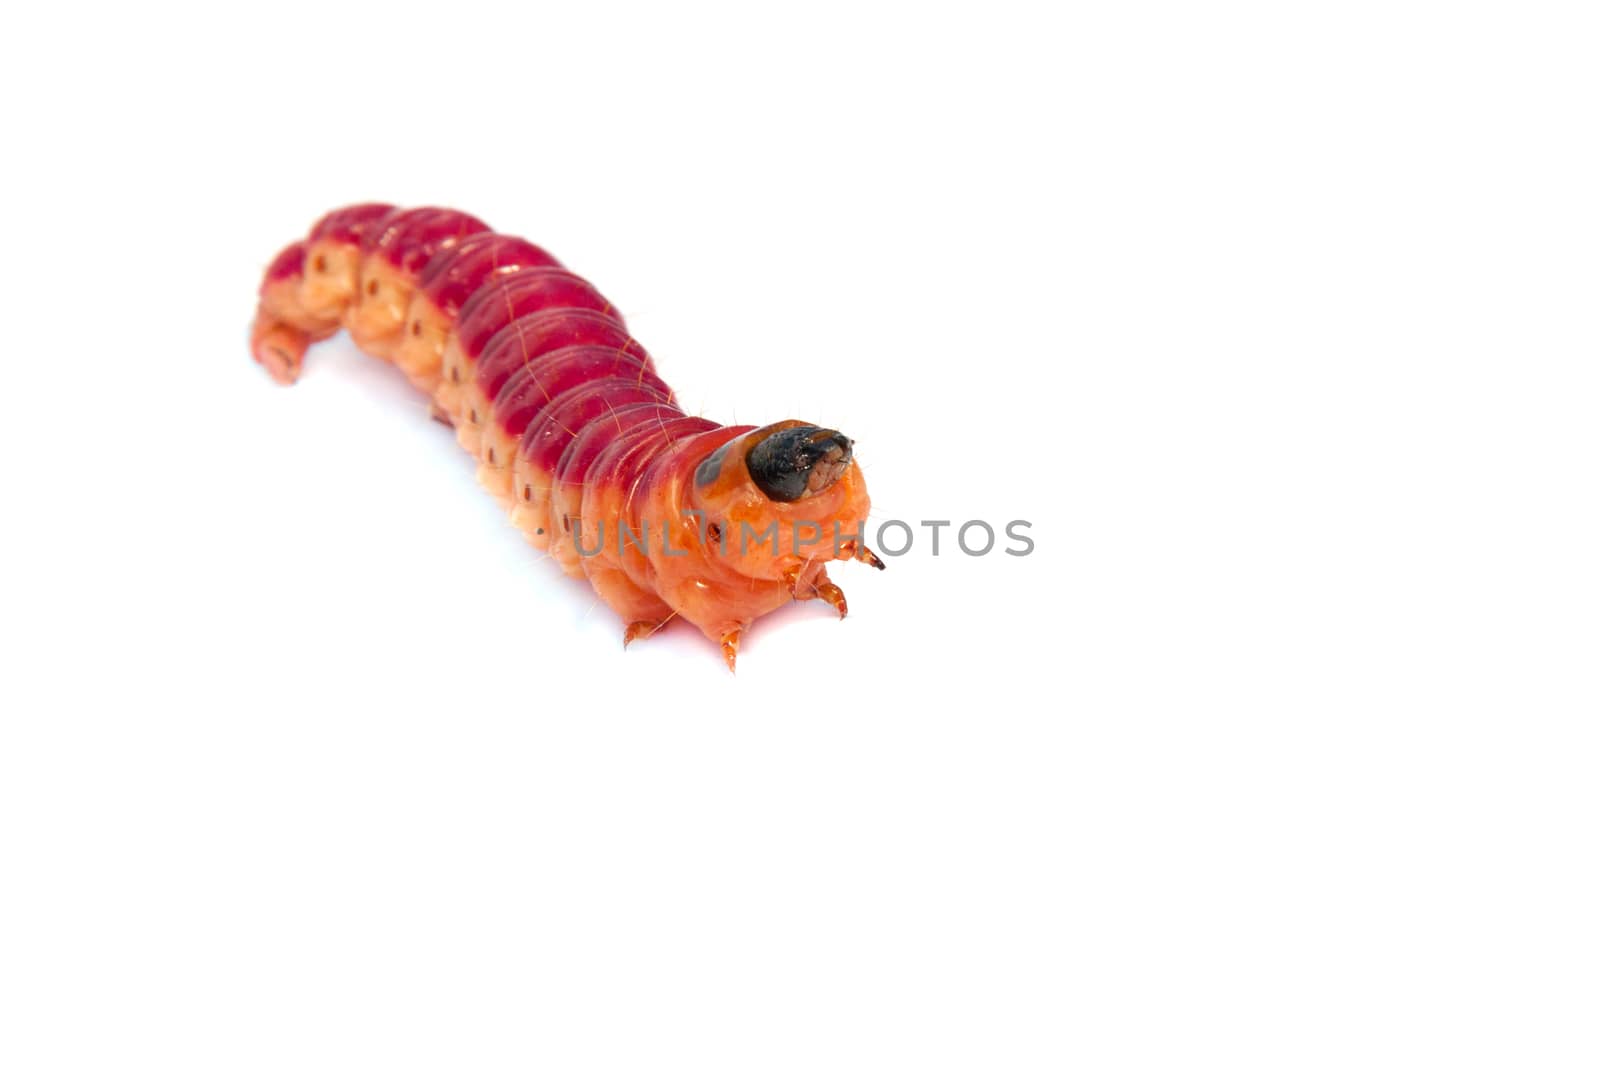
[250, 204, 883, 671]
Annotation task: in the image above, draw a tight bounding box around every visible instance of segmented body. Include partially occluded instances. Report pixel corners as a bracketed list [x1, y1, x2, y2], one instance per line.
[250, 204, 879, 669]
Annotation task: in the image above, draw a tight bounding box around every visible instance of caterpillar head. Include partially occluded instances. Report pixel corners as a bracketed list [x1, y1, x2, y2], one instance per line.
[689, 420, 874, 580]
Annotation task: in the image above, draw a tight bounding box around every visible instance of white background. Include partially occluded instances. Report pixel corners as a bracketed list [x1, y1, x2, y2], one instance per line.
[2, 2, 1596, 1063]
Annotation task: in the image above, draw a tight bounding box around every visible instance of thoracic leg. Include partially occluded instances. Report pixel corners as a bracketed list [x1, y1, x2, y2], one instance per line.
[855, 543, 886, 570]
[623, 619, 672, 647]
[785, 564, 848, 619]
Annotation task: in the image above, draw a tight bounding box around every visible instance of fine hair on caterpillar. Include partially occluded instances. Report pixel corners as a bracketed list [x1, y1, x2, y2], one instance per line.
[250, 203, 883, 671]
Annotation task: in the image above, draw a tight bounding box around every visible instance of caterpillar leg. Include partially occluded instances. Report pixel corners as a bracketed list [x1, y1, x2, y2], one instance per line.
[721, 628, 742, 673]
[785, 563, 848, 619]
[623, 618, 672, 647]
[854, 543, 886, 571]
[814, 580, 847, 618]
[836, 539, 886, 571]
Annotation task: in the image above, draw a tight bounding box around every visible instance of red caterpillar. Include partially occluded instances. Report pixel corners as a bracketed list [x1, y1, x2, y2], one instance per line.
[250, 204, 881, 670]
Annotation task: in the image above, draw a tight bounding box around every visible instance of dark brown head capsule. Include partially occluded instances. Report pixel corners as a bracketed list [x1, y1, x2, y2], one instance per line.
[746, 425, 854, 502]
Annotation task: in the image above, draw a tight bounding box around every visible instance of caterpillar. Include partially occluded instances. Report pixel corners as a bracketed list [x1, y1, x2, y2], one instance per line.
[250, 204, 882, 671]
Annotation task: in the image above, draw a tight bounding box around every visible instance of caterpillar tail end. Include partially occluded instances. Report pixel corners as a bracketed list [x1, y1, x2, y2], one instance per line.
[251, 314, 309, 385]
[252, 239, 346, 386]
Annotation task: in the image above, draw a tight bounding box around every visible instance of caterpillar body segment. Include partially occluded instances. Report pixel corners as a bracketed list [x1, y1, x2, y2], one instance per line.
[458, 307, 643, 455]
[345, 207, 489, 359]
[250, 204, 880, 670]
[300, 202, 396, 319]
[395, 231, 561, 391]
[438, 270, 626, 423]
